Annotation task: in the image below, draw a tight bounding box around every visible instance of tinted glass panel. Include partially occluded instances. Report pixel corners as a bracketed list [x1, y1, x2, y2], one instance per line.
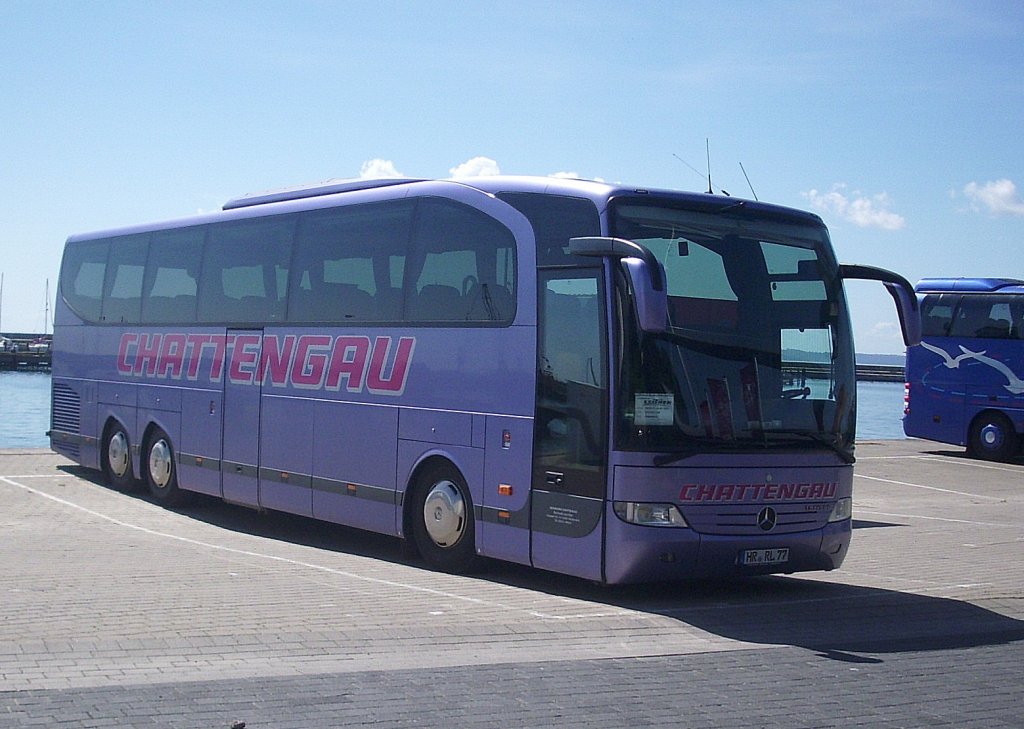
[535, 271, 607, 499]
[408, 198, 516, 323]
[198, 217, 294, 323]
[289, 200, 414, 322]
[100, 234, 148, 324]
[921, 293, 959, 337]
[496, 192, 601, 265]
[950, 294, 1023, 339]
[60, 240, 109, 322]
[142, 227, 203, 323]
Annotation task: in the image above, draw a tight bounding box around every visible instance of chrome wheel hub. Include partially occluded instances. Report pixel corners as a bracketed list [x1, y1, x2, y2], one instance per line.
[149, 439, 173, 488]
[423, 480, 466, 547]
[108, 432, 129, 478]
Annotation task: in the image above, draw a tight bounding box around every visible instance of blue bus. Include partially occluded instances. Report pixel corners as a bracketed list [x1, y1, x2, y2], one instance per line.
[904, 277, 1024, 461]
[50, 176, 919, 583]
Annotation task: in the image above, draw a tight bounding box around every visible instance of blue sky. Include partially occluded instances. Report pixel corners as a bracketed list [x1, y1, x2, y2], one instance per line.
[2, 1, 1022, 353]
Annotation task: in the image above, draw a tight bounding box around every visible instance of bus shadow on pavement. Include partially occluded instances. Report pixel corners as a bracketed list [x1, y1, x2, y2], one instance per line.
[923, 447, 1024, 465]
[490, 566, 1024, 662]
[63, 463, 1024, 663]
[58, 464, 409, 565]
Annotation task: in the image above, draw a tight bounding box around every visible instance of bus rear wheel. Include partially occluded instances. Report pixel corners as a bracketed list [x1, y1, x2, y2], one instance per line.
[410, 463, 478, 574]
[968, 412, 1018, 462]
[103, 424, 138, 492]
[145, 427, 188, 507]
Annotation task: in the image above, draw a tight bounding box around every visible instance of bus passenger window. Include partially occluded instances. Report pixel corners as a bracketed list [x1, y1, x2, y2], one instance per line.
[408, 199, 516, 324]
[60, 240, 109, 322]
[142, 227, 202, 324]
[198, 218, 293, 323]
[951, 295, 1015, 339]
[100, 234, 148, 324]
[289, 200, 413, 323]
[921, 294, 958, 337]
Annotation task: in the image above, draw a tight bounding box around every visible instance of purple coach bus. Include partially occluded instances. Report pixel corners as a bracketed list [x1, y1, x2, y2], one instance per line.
[49, 177, 920, 583]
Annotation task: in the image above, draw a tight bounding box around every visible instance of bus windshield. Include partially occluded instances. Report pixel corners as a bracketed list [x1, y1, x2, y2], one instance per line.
[611, 201, 856, 460]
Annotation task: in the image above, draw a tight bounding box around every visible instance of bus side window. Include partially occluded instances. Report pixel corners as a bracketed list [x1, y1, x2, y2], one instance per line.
[407, 198, 516, 324]
[199, 218, 293, 323]
[289, 200, 413, 323]
[100, 234, 148, 324]
[142, 227, 202, 324]
[921, 293, 958, 337]
[59, 240, 109, 323]
[950, 295, 1015, 339]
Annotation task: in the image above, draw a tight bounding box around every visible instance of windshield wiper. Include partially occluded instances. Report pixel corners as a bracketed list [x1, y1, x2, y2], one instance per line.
[758, 429, 855, 464]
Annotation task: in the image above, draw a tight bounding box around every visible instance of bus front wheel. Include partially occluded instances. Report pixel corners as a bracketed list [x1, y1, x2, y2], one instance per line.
[145, 427, 188, 507]
[968, 412, 1018, 462]
[410, 463, 478, 574]
[103, 423, 138, 492]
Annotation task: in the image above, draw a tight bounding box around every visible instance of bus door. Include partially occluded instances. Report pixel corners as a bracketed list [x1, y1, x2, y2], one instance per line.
[531, 270, 609, 581]
[221, 329, 262, 507]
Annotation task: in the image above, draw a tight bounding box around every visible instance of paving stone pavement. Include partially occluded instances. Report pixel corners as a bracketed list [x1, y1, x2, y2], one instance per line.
[1, 440, 1022, 727]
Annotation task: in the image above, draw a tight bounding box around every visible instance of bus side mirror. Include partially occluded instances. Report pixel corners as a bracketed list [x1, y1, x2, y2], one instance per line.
[838, 264, 922, 347]
[569, 237, 668, 333]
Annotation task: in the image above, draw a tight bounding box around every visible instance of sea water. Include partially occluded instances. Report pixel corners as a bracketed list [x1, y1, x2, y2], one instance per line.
[0, 371, 52, 448]
[0, 372, 908, 449]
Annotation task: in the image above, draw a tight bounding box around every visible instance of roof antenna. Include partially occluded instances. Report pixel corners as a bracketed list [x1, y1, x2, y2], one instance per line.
[739, 162, 758, 201]
[705, 139, 713, 194]
[673, 149, 728, 195]
[705, 139, 729, 196]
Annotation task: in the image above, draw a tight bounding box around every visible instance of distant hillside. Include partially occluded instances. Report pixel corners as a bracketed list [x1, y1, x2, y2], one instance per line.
[856, 353, 905, 367]
[784, 350, 905, 367]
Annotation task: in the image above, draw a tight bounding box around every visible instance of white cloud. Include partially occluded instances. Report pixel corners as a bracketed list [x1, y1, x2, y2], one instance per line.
[871, 321, 900, 339]
[963, 178, 1024, 216]
[359, 158, 404, 179]
[549, 171, 606, 183]
[449, 157, 501, 177]
[804, 184, 906, 231]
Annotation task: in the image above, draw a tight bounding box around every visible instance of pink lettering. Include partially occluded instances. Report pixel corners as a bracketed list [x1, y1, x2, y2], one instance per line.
[156, 334, 187, 379]
[209, 335, 230, 382]
[117, 333, 138, 375]
[291, 335, 331, 388]
[325, 336, 370, 392]
[258, 334, 296, 386]
[135, 333, 162, 376]
[228, 334, 261, 384]
[185, 334, 217, 380]
[366, 336, 415, 395]
[115, 331, 416, 396]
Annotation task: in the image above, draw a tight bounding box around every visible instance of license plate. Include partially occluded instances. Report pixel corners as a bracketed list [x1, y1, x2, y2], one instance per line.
[741, 548, 790, 565]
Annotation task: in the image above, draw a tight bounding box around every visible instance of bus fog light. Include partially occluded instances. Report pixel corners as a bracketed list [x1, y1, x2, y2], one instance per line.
[613, 502, 689, 528]
[828, 497, 852, 522]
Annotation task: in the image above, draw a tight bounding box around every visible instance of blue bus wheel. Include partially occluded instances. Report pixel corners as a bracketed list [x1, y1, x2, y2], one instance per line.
[411, 463, 478, 574]
[968, 413, 1017, 462]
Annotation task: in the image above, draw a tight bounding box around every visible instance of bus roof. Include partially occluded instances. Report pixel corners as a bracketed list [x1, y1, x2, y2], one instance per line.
[227, 174, 826, 223]
[67, 175, 826, 243]
[916, 277, 1024, 293]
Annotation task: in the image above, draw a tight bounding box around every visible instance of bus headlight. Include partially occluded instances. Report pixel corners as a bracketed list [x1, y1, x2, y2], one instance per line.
[828, 497, 852, 522]
[613, 502, 689, 528]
